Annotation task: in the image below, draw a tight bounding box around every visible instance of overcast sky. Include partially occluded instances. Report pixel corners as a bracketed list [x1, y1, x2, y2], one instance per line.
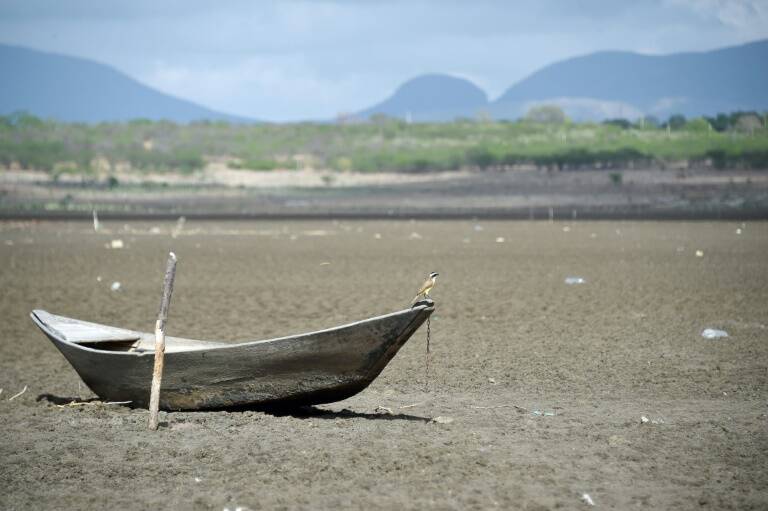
[1, 0, 767, 121]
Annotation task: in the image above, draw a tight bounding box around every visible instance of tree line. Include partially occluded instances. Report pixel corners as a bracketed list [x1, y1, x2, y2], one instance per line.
[0, 109, 766, 176]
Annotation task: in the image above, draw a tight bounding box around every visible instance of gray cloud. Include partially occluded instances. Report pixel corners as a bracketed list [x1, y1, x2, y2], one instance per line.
[0, 0, 765, 120]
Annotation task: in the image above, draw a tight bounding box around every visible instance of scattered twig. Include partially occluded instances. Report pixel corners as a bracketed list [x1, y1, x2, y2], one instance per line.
[56, 400, 132, 408]
[469, 403, 528, 412]
[8, 385, 28, 401]
[399, 401, 427, 409]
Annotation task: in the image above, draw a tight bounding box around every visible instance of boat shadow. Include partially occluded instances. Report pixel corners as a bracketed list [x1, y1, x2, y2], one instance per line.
[37, 394, 432, 422]
[254, 404, 432, 423]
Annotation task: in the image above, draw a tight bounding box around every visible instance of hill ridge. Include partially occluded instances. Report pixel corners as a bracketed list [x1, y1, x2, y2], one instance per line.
[0, 43, 254, 123]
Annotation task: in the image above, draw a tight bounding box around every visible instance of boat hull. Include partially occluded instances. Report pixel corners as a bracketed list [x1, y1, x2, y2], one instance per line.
[31, 303, 433, 410]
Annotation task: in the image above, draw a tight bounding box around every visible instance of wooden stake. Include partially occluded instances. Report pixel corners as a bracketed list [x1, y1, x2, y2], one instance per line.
[148, 252, 178, 430]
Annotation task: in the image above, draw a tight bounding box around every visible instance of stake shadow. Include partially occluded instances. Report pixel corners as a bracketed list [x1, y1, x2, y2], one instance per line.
[36, 394, 101, 406]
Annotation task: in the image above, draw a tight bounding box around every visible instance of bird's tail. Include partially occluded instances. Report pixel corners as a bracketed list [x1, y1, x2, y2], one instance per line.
[411, 294, 421, 304]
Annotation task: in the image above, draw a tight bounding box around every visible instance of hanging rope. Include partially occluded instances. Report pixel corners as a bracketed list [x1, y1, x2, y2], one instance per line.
[424, 316, 431, 391]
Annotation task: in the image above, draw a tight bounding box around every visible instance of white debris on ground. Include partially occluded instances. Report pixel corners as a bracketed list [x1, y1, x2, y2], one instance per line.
[531, 410, 556, 417]
[495, 237, 505, 243]
[564, 277, 586, 285]
[702, 328, 729, 339]
[408, 232, 423, 240]
[373, 233, 382, 239]
[640, 415, 665, 425]
[110, 282, 122, 292]
[108, 239, 124, 249]
[430, 416, 454, 424]
[695, 250, 704, 257]
[581, 493, 595, 506]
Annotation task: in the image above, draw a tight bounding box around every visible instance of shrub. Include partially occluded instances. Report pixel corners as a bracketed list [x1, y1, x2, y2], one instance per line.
[705, 149, 768, 170]
[603, 118, 632, 130]
[734, 114, 764, 135]
[465, 147, 497, 168]
[666, 114, 687, 130]
[525, 105, 567, 124]
[684, 118, 711, 133]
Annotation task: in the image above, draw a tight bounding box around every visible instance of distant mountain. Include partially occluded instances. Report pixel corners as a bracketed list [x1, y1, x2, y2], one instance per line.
[356, 40, 768, 122]
[3, 39, 767, 124]
[355, 74, 488, 122]
[492, 39, 768, 121]
[0, 44, 252, 123]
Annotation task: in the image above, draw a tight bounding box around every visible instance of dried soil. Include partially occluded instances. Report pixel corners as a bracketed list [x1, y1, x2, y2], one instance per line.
[1, 220, 767, 509]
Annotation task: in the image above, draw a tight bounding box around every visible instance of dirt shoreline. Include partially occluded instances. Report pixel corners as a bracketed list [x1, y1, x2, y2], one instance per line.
[2, 167, 768, 220]
[3, 206, 768, 221]
[1, 220, 767, 509]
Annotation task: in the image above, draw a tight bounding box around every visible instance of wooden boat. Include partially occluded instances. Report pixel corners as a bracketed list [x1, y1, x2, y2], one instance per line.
[30, 300, 434, 410]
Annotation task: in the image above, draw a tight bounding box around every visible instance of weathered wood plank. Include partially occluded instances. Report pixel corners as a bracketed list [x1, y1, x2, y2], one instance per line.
[32, 310, 140, 343]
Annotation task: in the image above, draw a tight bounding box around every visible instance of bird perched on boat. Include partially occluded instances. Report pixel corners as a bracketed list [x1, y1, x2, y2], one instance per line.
[412, 272, 439, 303]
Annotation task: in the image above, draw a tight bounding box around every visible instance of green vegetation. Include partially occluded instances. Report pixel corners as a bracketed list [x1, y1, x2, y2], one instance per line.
[0, 111, 767, 175]
[525, 105, 568, 124]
